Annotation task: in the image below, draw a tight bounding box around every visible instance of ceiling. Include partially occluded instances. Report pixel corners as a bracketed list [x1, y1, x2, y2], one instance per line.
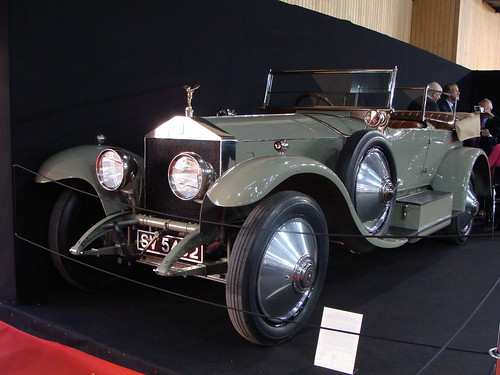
[483, 0, 500, 12]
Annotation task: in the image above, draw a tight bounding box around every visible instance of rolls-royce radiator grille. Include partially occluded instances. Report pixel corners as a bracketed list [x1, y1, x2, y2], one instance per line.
[144, 138, 221, 222]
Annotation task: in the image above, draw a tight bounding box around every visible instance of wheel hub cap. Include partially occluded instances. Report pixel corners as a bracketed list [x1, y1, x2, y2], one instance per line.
[257, 218, 317, 320]
[458, 180, 480, 233]
[380, 178, 396, 204]
[355, 147, 394, 233]
[292, 256, 316, 293]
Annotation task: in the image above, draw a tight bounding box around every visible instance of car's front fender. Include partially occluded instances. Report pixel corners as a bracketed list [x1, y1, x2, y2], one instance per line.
[205, 155, 407, 251]
[206, 155, 341, 207]
[36, 145, 143, 215]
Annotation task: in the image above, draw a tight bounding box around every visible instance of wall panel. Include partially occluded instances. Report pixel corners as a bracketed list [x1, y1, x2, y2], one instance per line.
[285, 0, 500, 70]
[457, 0, 500, 70]
[281, 0, 413, 42]
[410, 0, 460, 63]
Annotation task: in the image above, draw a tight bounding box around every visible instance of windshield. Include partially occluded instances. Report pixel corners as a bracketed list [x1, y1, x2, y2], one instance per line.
[392, 86, 456, 125]
[263, 68, 397, 110]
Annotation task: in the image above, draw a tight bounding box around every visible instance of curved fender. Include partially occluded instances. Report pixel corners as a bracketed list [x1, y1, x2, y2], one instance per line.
[206, 155, 340, 207]
[205, 155, 407, 250]
[36, 145, 143, 216]
[432, 147, 490, 211]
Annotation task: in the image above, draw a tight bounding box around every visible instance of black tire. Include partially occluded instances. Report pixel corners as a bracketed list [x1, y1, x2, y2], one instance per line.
[445, 176, 479, 244]
[336, 130, 397, 234]
[226, 191, 329, 345]
[495, 185, 500, 230]
[49, 188, 121, 291]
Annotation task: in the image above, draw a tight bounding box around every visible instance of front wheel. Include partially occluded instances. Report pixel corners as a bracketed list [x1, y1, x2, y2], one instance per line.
[49, 188, 122, 291]
[226, 191, 329, 345]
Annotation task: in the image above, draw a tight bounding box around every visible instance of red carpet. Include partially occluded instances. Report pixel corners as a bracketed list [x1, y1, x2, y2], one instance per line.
[0, 321, 144, 375]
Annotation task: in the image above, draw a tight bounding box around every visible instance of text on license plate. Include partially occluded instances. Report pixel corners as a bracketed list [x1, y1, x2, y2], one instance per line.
[136, 229, 203, 263]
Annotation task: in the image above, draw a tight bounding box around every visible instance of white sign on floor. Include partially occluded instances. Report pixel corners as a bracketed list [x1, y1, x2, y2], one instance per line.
[314, 307, 363, 374]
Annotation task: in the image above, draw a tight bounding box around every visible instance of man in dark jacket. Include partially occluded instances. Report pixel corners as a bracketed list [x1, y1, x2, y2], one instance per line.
[437, 83, 460, 112]
[471, 98, 500, 156]
[407, 82, 442, 111]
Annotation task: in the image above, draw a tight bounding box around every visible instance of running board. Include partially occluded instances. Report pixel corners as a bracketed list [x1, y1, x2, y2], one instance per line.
[387, 212, 457, 238]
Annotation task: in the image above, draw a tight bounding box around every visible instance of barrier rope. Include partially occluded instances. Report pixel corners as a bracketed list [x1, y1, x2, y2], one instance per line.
[12, 232, 499, 362]
[12, 163, 500, 240]
[10, 163, 500, 373]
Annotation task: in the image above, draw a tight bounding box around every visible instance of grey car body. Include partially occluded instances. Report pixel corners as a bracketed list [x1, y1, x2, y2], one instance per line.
[36, 68, 492, 345]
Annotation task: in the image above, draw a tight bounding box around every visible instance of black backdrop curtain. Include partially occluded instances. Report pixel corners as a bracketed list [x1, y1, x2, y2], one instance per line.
[2, 0, 497, 302]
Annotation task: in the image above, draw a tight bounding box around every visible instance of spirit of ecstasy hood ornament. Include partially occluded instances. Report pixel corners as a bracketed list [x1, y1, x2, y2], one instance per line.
[183, 84, 200, 117]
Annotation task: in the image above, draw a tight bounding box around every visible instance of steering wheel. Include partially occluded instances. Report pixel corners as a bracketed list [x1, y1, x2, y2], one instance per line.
[294, 93, 334, 107]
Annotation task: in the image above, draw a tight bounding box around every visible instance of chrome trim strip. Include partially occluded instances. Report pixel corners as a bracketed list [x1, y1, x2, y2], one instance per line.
[301, 113, 351, 137]
[273, 68, 398, 75]
[230, 137, 339, 143]
[135, 213, 199, 233]
[263, 69, 274, 107]
[204, 113, 296, 119]
[387, 66, 398, 109]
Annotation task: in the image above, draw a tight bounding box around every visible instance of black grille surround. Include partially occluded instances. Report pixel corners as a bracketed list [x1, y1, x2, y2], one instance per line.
[144, 138, 221, 222]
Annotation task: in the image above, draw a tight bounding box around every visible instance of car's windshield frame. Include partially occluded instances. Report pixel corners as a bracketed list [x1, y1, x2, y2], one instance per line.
[262, 68, 398, 111]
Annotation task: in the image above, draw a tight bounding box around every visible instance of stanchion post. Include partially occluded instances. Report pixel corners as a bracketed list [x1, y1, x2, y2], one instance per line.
[489, 322, 500, 375]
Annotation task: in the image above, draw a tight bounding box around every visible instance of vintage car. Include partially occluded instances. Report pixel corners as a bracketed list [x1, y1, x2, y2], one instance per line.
[36, 68, 492, 345]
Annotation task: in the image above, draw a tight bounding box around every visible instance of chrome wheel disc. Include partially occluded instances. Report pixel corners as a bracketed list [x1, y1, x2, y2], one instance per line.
[257, 218, 317, 322]
[354, 147, 395, 233]
[457, 181, 479, 233]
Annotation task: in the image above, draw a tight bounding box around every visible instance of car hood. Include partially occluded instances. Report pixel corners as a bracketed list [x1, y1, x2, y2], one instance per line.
[146, 112, 366, 142]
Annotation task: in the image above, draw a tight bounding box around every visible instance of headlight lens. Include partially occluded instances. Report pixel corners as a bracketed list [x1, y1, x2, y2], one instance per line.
[96, 149, 136, 191]
[168, 152, 215, 200]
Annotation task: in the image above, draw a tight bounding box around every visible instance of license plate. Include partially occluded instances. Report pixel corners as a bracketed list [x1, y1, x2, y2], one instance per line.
[136, 229, 203, 263]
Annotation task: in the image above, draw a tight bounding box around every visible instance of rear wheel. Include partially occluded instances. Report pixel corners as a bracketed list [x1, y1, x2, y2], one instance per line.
[445, 177, 479, 244]
[336, 130, 397, 234]
[226, 191, 329, 345]
[49, 188, 121, 291]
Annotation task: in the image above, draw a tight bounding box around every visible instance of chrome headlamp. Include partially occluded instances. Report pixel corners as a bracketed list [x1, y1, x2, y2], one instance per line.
[96, 148, 138, 191]
[168, 152, 216, 200]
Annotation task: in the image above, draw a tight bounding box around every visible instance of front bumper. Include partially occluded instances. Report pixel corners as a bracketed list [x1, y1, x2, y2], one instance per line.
[69, 212, 226, 277]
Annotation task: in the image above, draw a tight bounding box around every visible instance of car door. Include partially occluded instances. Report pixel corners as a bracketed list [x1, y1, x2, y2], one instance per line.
[421, 124, 458, 184]
[384, 126, 432, 190]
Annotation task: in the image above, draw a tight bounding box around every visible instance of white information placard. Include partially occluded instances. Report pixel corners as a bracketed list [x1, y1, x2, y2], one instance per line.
[314, 307, 363, 374]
